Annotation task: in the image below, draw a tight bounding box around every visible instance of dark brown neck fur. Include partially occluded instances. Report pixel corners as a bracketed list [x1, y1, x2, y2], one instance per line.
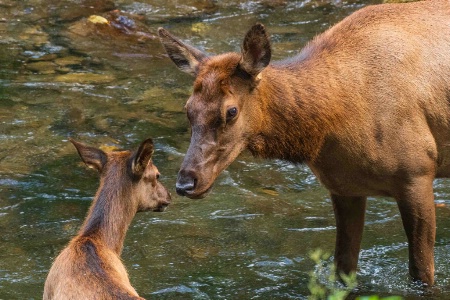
[79, 156, 136, 255]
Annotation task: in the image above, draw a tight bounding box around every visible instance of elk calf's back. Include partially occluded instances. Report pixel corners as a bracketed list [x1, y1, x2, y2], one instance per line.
[158, 0, 450, 285]
[43, 138, 171, 300]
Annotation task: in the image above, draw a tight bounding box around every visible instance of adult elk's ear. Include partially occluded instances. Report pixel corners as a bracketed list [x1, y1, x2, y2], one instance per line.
[239, 23, 271, 78]
[132, 138, 154, 178]
[70, 138, 107, 173]
[158, 27, 207, 76]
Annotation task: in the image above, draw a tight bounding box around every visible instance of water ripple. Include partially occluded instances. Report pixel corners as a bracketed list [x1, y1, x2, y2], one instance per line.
[210, 213, 263, 220]
[286, 226, 335, 232]
[248, 257, 295, 268]
[151, 284, 210, 298]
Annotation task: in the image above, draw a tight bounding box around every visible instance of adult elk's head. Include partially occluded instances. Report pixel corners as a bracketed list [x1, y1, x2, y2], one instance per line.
[158, 24, 272, 199]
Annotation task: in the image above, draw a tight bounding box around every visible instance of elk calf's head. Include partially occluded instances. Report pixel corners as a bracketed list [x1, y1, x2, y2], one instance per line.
[71, 138, 171, 212]
[158, 24, 271, 199]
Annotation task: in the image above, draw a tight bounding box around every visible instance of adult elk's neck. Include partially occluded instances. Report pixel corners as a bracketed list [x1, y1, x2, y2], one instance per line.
[247, 63, 344, 163]
[78, 163, 136, 255]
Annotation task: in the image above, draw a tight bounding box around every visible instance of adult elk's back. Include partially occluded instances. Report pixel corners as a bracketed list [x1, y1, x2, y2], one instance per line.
[159, 1, 450, 285]
[43, 138, 171, 299]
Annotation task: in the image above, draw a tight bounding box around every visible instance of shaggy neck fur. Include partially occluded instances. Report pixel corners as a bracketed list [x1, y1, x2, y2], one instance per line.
[79, 160, 136, 255]
[247, 62, 345, 163]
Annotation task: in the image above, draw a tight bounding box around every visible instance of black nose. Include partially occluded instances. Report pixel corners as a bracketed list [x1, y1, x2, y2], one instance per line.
[176, 170, 196, 196]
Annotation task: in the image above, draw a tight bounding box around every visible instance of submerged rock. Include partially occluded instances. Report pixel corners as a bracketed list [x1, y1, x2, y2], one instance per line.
[67, 10, 156, 43]
[52, 0, 116, 22]
[54, 73, 115, 84]
[25, 61, 57, 74]
[53, 56, 85, 67]
[87, 15, 109, 25]
[19, 25, 49, 47]
[61, 9, 162, 68]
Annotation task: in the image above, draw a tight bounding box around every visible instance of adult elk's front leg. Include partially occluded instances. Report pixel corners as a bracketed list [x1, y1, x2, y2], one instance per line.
[332, 195, 367, 276]
[395, 175, 436, 285]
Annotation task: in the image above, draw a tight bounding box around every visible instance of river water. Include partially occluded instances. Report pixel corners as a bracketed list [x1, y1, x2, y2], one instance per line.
[1, 0, 450, 299]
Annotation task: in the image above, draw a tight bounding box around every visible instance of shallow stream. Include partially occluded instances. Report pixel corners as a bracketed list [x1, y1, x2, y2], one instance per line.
[1, 0, 450, 299]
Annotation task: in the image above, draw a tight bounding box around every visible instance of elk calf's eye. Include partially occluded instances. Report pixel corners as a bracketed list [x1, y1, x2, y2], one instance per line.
[226, 107, 238, 121]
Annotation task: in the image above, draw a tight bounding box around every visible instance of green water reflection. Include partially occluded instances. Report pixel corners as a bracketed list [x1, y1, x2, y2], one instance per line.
[1, 0, 450, 299]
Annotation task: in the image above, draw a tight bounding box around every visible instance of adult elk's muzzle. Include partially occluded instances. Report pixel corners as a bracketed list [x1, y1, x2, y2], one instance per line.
[176, 127, 218, 199]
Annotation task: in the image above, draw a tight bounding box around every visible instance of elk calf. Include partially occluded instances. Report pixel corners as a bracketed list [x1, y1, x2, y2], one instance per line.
[43, 138, 171, 299]
[159, 0, 450, 285]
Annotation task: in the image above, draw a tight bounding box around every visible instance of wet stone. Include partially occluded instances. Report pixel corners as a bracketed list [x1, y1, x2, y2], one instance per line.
[54, 56, 85, 67]
[55, 67, 71, 74]
[54, 0, 116, 22]
[87, 15, 109, 25]
[61, 10, 162, 65]
[68, 10, 156, 41]
[25, 61, 56, 74]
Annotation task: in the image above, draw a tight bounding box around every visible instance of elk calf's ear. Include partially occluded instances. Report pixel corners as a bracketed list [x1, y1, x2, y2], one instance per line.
[239, 23, 272, 77]
[132, 138, 154, 177]
[69, 138, 107, 173]
[158, 27, 207, 76]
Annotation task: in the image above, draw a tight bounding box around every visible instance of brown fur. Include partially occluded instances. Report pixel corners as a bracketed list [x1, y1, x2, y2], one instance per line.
[159, 0, 450, 285]
[43, 139, 171, 299]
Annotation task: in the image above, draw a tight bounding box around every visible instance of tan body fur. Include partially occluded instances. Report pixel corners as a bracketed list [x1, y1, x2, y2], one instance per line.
[159, 1, 450, 285]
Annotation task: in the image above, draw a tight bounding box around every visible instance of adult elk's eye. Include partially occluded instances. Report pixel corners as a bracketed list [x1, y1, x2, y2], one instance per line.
[226, 107, 238, 122]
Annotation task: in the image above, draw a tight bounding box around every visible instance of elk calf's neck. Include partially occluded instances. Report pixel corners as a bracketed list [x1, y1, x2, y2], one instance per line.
[43, 138, 171, 300]
[159, 0, 450, 286]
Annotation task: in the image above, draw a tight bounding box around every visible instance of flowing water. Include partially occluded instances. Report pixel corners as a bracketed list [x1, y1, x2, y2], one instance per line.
[1, 0, 450, 299]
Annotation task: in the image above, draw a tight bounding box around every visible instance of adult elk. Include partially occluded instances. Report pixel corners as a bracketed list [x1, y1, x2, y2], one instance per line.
[159, 0, 450, 286]
[43, 138, 171, 299]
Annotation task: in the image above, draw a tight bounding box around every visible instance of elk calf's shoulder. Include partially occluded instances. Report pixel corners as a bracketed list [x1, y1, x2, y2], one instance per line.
[158, 0, 450, 286]
[43, 138, 171, 300]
